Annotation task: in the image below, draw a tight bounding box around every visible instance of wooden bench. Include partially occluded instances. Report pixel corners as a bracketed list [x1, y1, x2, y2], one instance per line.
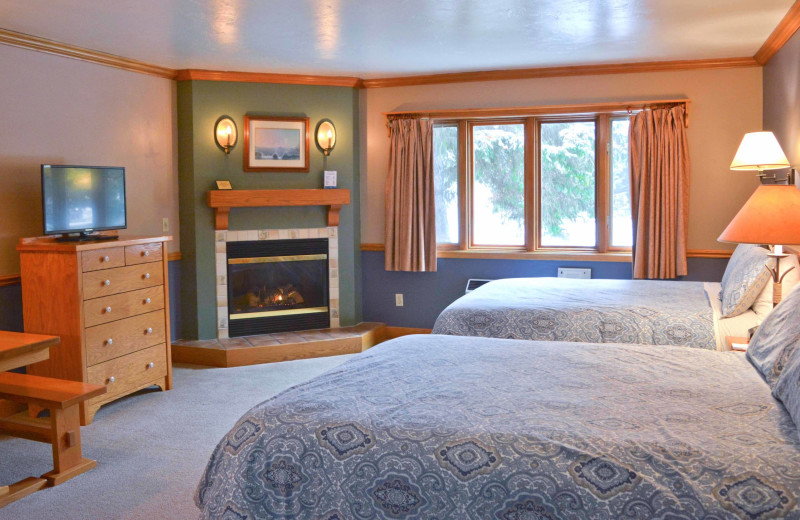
[0, 371, 105, 507]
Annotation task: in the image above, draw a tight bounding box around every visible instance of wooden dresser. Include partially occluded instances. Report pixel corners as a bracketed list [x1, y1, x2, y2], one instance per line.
[17, 235, 172, 425]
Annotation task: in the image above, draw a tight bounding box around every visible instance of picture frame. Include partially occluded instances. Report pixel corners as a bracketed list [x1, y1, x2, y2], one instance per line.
[243, 116, 310, 172]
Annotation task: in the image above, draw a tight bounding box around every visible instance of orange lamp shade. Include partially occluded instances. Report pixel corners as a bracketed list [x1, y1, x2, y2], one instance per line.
[718, 185, 800, 245]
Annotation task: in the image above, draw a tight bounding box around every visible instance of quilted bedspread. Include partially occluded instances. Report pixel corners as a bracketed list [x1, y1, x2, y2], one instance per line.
[196, 335, 800, 519]
[432, 277, 718, 349]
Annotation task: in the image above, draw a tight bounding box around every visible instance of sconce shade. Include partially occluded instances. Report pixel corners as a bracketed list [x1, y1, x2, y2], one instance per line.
[315, 119, 336, 156]
[214, 116, 238, 154]
[730, 131, 790, 171]
[718, 185, 800, 245]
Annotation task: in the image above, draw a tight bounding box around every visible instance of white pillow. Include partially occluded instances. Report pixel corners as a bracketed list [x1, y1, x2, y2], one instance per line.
[752, 253, 800, 319]
[719, 244, 771, 318]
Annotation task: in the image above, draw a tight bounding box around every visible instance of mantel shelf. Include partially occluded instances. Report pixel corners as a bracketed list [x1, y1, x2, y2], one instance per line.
[206, 189, 350, 230]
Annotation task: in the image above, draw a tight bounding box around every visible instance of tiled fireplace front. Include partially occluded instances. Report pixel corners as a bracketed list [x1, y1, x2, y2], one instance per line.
[215, 227, 339, 339]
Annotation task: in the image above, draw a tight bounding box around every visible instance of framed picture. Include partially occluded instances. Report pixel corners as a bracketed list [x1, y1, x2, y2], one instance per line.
[243, 116, 310, 172]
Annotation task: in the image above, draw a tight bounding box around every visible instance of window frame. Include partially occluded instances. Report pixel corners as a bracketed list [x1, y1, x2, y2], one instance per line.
[430, 107, 635, 258]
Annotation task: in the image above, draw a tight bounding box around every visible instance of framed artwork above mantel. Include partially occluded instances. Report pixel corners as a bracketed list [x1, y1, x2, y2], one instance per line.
[243, 115, 310, 172]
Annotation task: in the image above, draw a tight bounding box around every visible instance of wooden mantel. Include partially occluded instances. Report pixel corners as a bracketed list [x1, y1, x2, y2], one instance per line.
[207, 189, 350, 230]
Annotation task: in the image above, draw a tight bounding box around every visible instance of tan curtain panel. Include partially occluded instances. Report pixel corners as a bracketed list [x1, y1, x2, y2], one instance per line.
[384, 118, 437, 272]
[629, 106, 690, 279]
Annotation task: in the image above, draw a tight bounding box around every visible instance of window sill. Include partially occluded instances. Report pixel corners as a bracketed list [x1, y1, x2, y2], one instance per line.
[435, 249, 632, 262]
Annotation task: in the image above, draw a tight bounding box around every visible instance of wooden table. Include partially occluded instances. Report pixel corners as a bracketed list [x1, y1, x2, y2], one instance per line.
[0, 331, 59, 372]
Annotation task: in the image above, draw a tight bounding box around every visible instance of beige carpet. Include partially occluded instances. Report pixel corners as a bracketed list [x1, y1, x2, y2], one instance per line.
[0, 355, 353, 519]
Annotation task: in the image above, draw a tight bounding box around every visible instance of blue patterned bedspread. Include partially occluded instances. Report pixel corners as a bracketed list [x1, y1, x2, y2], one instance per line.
[432, 277, 717, 349]
[196, 335, 800, 519]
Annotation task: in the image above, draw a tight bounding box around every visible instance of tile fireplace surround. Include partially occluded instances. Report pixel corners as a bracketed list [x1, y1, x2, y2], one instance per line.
[215, 227, 339, 339]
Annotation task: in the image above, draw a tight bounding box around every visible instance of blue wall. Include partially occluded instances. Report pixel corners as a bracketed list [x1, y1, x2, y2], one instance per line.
[361, 252, 728, 329]
[0, 261, 182, 341]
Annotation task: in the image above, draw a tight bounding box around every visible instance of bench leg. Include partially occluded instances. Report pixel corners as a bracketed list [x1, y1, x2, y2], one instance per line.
[41, 406, 96, 486]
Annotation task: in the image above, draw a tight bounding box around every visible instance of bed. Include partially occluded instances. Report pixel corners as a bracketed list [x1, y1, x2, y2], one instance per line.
[195, 333, 800, 519]
[432, 245, 800, 350]
[432, 277, 748, 350]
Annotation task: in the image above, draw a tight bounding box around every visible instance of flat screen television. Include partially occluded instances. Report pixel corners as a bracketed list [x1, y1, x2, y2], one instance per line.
[41, 164, 127, 241]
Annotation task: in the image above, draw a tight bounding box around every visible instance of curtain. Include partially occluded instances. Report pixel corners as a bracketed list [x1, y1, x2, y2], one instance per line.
[629, 106, 690, 279]
[384, 118, 437, 272]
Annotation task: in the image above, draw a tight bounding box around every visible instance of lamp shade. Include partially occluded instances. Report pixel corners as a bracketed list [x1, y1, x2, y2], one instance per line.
[730, 131, 790, 171]
[718, 185, 800, 245]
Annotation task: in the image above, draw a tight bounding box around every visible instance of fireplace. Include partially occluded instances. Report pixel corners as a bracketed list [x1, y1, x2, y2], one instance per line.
[226, 238, 330, 337]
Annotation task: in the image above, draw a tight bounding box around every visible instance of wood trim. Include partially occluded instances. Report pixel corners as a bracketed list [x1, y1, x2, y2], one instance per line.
[383, 327, 432, 341]
[0, 274, 21, 287]
[167, 252, 182, 262]
[360, 243, 733, 260]
[754, 0, 800, 65]
[0, 28, 177, 79]
[595, 115, 610, 253]
[175, 69, 363, 87]
[362, 57, 757, 89]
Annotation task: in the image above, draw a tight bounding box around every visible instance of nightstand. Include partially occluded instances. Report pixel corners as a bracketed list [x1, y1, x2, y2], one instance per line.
[726, 336, 749, 352]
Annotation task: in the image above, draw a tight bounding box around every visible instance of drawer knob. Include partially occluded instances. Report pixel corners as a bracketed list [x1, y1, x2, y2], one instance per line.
[145, 297, 151, 304]
[147, 362, 154, 369]
[146, 327, 153, 334]
[103, 255, 110, 262]
[144, 251, 150, 257]
[104, 280, 111, 286]
[105, 306, 112, 314]
[108, 376, 115, 383]
[144, 273, 151, 279]
[106, 338, 113, 345]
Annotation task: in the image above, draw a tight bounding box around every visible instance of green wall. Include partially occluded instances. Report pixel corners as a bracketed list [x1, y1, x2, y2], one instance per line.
[177, 80, 361, 340]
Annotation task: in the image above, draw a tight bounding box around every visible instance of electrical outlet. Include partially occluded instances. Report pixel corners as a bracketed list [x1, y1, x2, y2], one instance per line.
[162, 218, 169, 233]
[395, 293, 404, 307]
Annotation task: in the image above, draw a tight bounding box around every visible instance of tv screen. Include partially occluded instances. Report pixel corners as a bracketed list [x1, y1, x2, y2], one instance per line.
[41, 165, 127, 236]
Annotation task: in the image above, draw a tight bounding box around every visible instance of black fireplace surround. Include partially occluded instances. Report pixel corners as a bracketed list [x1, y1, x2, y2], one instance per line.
[227, 238, 329, 337]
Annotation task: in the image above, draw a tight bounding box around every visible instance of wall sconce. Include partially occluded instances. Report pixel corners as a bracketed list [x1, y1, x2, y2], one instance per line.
[214, 115, 238, 155]
[730, 131, 790, 182]
[315, 119, 336, 156]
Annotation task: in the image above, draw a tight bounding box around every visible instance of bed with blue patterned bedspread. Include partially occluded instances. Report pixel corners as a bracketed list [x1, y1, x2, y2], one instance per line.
[432, 277, 723, 349]
[196, 335, 800, 519]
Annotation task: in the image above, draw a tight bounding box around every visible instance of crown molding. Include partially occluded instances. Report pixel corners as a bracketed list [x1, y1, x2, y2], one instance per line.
[360, 57, 759, 89]
[0, 28, 177, 79]
[175, 69, 362, 88]
[755, 0, 800, 65]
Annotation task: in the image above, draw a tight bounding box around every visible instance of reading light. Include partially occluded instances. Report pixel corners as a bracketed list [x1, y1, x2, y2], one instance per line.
[730, 131, 790, 181]
[315, 119, 336, 156]
[214, 116, 238, 155]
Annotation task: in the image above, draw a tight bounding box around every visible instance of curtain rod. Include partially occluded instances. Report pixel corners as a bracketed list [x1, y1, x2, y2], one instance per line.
[384, 98, 691, 127]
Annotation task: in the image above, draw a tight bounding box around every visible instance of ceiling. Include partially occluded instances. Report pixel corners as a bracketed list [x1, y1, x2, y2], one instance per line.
[0, 0, 794, 78]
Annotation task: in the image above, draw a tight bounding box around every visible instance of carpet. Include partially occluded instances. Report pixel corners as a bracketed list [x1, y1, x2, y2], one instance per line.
[0, 355, 353, 519]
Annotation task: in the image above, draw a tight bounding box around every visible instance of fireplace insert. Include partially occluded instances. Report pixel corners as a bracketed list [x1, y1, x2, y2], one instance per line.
[227, 238, 329, 336]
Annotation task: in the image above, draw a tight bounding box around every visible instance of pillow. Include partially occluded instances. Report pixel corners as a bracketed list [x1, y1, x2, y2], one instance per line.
[746, 282, 800, 387]
[720, 244, 771, 318]
[773, 343, 800, 434]
[752, 253, 800, 319]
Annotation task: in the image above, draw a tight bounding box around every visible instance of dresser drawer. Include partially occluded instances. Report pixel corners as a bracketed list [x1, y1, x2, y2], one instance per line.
[82, 263, 164, 299]
[81, 247, 125, 272]
[84, 286, 165, 328]
[87, 344, 167, 402]
[125, 243, 163, 265]
[85, 310, 166, 365]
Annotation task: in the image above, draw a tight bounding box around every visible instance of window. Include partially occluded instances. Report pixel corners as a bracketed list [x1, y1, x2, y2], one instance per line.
[539, 121, 596, 247]
[433, 124, 459, 244]
[430, 106, 633, 255]
[471, 123, 525, 246]
[610, 118, 632, 248]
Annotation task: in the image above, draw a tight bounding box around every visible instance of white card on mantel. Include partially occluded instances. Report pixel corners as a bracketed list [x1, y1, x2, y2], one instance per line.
[324, 170, 337, 189]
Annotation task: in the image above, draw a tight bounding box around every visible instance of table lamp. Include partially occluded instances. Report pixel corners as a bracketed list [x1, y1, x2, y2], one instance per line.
[718, 185, 800, 305]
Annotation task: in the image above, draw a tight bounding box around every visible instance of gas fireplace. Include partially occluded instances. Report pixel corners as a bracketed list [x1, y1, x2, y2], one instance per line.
[226, 238, 330, 336]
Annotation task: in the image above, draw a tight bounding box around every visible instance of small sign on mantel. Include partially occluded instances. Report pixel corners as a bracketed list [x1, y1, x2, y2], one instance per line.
[324, 171, 337, 189]
[216, 180, 232, 190]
